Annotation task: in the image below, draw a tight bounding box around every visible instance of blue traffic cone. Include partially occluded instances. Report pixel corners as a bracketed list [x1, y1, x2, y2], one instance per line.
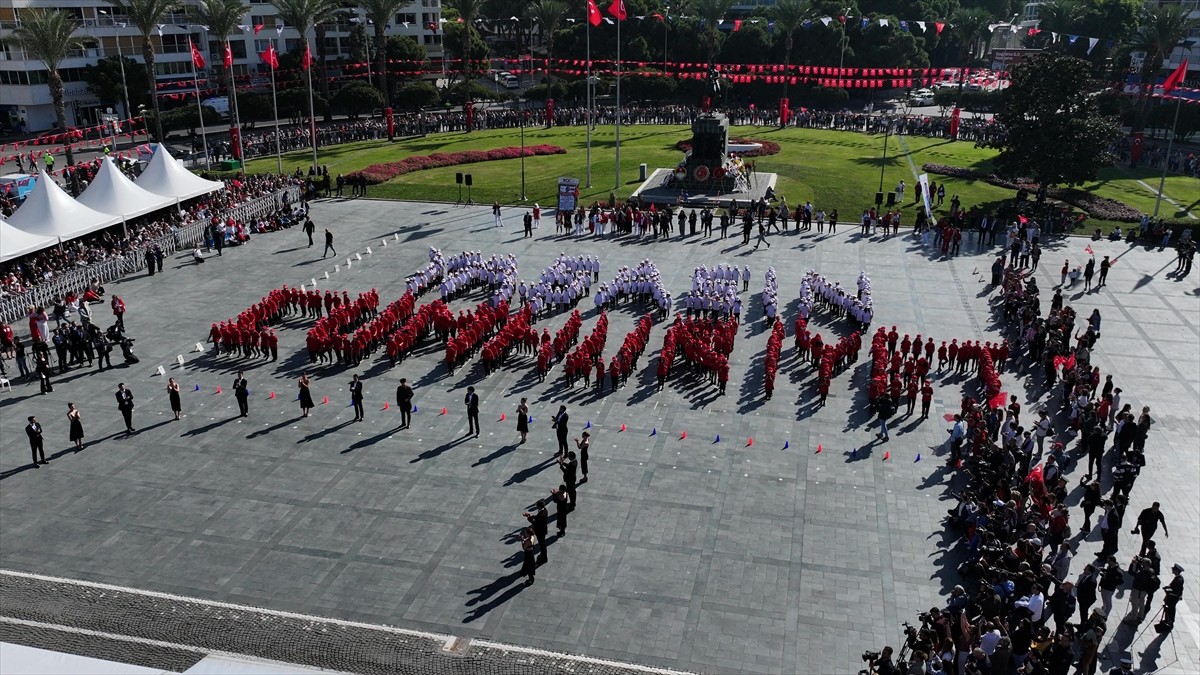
[412, 405, 418, 413]
[851, 447, 858, 458]
[528, 415, 533, 423]
[584, 420, 591, 429]
[651, 427, 657, 436]
[915, 453, 922, 462]
[714, 434, 720, 443]
[783, 440, 790, 449]
[194, 384, 201, 391]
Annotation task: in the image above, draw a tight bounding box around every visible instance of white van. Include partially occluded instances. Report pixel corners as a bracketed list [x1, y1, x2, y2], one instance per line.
[502, 74, 519, 89]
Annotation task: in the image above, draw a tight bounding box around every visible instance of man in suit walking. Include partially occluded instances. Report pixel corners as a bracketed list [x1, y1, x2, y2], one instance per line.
[552, 405, 570, 457]
[464, 385, 480, 437]
[115, 383, 135, 432]
[233, 370, 249, 417]
[323, 229, 337, 259]
[350, 374, 365, 422]
[26, 416, 46, 466]
[396, 377, 413, 429]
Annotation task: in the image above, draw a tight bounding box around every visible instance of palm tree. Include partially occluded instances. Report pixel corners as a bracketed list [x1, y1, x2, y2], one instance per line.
[690, 0, 738, 67]
[529, 0, 568, 84]
[12, 9, 84, 166]
[274, 0, 340, 98]
[357, 0, 409, 101]
[951, 7, 992, 62]
[108, 0, 179, 142]
[1128, 2, 1199, 133]
[771, 0, 809, 119]
[445, 0, 486, 82]
[190, 0, 248, 130]
[1033, 0, 1084, 43]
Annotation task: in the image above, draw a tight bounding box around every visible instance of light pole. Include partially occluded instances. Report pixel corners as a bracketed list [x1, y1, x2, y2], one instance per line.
[662, 4, 669, 75]
[877, 118, 890, 195]
[98, 10, 132, 123]
[519, 97, 527, 201]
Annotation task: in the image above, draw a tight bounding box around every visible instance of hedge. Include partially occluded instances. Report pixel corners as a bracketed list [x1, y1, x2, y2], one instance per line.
[921, 163, 1145, 222]
[351, 145, 568, 185]
[675, 137, 782, 158]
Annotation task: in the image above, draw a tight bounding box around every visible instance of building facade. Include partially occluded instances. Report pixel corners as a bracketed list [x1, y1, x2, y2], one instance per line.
[0, 0, 443, 133]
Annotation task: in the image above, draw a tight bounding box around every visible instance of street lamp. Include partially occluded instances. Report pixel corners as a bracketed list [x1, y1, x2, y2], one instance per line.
[97, 9, 132, 123]
[519, 97, 526, 201]
[877, 117, 891, 202]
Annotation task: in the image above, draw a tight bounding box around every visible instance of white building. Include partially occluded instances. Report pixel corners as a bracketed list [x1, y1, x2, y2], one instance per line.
[0, 0, 444, 133]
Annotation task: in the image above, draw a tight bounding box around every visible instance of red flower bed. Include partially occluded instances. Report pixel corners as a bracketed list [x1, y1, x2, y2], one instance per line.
[351, 144, 568, 185]
[921, 163, 1144, 222]
[675, 137, 781, 157]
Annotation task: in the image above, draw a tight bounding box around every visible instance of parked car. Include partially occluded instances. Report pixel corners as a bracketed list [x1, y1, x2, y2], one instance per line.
[910, 88, 935, 106]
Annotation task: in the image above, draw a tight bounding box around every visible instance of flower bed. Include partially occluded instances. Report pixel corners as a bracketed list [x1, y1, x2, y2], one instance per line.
[350, 145, 568, 185]
[921, 163, 1144, 222]
[675, 137, 781, 157]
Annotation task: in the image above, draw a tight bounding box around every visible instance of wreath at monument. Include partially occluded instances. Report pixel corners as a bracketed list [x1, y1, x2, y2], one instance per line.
[693, 165, 711, 182]
[713, 166, 727, 180]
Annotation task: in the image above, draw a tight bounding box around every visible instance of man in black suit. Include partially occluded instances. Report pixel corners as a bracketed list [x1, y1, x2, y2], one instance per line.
[523, 500, 550, 564]
[350, 374, 365, 421]
[115, 383, 135, 432]
[464, 385, 480, 437]
[26, 416, 46, 466]
[233, 370, 249, 417]
[552, 405, 570, 457]
[559, 451, 578, 511]
[396, 377, 413, 428]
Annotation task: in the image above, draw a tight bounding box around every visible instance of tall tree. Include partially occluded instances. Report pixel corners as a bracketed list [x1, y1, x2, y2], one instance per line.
[690, 0, 739, 67]
[984, 51, 1119, 187]
[189, 0, 249, 122]
[529, 0, 569, 83]
[273, 0, 342, 117]
[951, 6, 993, 62]
[444, 0, 486, 82]
[12, 9, 84, 166]
[772, 0, 811, 113]
[1127, 1, 1198, 133]
[109, 0, 179, 142]
[357, 0, 410, 101]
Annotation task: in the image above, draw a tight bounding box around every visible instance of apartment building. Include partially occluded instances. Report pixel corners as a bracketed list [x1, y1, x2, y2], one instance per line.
[0, 0, 443, 132]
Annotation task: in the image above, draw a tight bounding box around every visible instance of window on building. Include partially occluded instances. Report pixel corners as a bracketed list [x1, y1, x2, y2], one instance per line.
[156, 60, 194, 76]
[423, 34, 441, 45]
[254, 38, 276, 53]
[251, 15, 273, 28]
[159, 33, 200, 54]
[395, 12, 416, 25]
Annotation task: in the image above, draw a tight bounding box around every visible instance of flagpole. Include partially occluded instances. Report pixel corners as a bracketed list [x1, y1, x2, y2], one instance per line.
[614, 10, 621, 189]
[305, 37, 318, 171]
[586, 16, 592, 188]
[270, 52, 281, 174]
[190, 39, 211, 171]
[1151, 95, 1182, 219]
[228, 40, 245, 172]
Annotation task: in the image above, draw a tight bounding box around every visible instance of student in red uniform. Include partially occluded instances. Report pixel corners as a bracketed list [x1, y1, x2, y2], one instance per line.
[920, 380, 934, 418]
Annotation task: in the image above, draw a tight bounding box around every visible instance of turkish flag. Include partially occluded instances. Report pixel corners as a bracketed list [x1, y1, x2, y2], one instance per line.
[223, 41, 233, 67]
[261, 43, 279, 70]
[253, 23, 264, 34]
[302, 41, 313, 69]
[1162, 58, 1188, 96]
[587, 0, 602, 26]
[607, 0, 626, 21]
[190, 40, 206, 70]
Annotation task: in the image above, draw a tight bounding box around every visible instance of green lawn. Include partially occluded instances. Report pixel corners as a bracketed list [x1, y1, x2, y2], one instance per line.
[236, 125, 1197, 229]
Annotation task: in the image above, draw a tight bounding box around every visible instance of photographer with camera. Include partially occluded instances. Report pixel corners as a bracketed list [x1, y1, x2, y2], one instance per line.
[1158, 563, 1184, 632]
[861, 646, 900, 675]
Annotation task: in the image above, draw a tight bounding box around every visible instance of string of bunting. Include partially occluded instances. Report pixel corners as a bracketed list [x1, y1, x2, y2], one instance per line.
[0, 116, 147, 152]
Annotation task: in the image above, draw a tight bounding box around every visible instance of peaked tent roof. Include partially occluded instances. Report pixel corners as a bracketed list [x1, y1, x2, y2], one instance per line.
[6, 170, 121, 241]
[0, 216, 57, 263]
[77, 156, 175, 219]
[135, 144, 225, 200]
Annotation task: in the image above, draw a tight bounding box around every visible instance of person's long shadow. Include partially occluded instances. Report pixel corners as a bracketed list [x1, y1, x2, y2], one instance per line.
[181, 415, 239, 437]
[296, 419, 356, 444]
[342, 424, 404, 453]
[410, 435, 473, 463]
[248, 415, 305, 439]
[473, 442, 520, 467]
[462, 571, 526, 623]
[503, 456, 558, 485]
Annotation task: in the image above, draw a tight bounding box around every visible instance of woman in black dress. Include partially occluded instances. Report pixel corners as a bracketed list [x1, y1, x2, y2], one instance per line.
[516, 397, 530, 444]
[66, 402, 84, 450]
[167, 378, 182, 420]
[575, 431, 590, 483]
[298, 372, 315, 417]
[520, 527, 537, 586]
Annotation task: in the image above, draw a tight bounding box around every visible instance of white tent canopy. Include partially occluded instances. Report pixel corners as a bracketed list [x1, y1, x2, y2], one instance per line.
[0, 216, 57, 263]
[136, 144, 225, 200]
[6, 170, 121, 241]
[77, 156, 175, 219]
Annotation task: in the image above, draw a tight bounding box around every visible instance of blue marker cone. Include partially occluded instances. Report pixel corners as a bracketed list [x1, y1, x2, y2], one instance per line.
[412, 405, 418, 413]
[714, 434, 720, 443]
[584, 420, 591, 430]
[851, 447, 858, 458]
[528, 415, 533, 423]
[783, 440, 790, 449]
[915, 453, 922, 462]
[651, 427, 657, 436]
[194, 384, 201, 391]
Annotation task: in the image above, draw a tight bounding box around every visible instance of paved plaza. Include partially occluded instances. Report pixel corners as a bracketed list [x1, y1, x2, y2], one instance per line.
[1, 197, 1197, 674]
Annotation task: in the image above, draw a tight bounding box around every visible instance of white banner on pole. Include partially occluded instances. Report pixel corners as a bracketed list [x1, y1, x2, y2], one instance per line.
[918, 173, 934, 218]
